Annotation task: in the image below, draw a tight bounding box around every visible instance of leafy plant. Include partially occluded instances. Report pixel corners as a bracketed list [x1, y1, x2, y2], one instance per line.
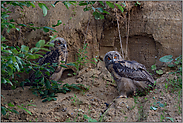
[55, 1, 126, 20]
[66, 43, 99, 74]
[151, 55, 182, 76]
[1, 101, 36, 116]
[1, 2, 90, 116]
[83, 114, 97, 122]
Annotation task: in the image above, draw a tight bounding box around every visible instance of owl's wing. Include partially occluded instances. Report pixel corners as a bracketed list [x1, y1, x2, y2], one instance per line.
[113, 60, 154, 84]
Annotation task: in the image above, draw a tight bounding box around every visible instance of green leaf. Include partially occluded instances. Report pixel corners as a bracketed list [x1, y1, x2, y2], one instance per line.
[27, 104, 36, 107]
[45, 80, 51, 89]
[79, 2, 88, 6]
[38, 3, 48, 16]
[51, 4, 55, 7]
[54, 1, 59, 5]
[43, 26, 57, 32]
[106, 1, 114, 8]
[99, 1, 104, 6]
[30, 47, 40, 53]
[1, 78, 7, 84]
[83, 6, 91, 11]
[156, 70, 163, 75]
[96, 7, 103, 13]
[14, 62, 20, 72]
[42, 98, 48, 102]
[52, 20, 62, 27]
[150, 106, 157, 110]
[103, 10, 110, 14]
[21, 45, 29, 53]
[151, 64, 156, 71]
[66, 63, 76, 67]
[18, 24, 26, 27]
[6, 79, 13, 86]
[114, 3, 124, 13]
[159, 103, 164, 107]
[159, 55, 173, 63]
[83, 114, 98, 122]
[8, 102, 15, 107]
[29, 2, 35, 8]
[166, 117, 174, 122]
[40, 48, 51, 52]
[23, 107, 32, 115]
[93, 12, 104, 20]
[1, 107, 7, 115]
[60, 64, 67, 68]
[167, 64, 175, 68]
[11, 48, 19, 54]
[11, 109, 19, 114]
[63, 1, 71, 9]
[36, 40, 45, 48]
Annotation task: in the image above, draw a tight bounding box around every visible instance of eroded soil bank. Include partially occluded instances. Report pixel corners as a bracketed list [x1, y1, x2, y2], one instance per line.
[1, 63, 182, 122]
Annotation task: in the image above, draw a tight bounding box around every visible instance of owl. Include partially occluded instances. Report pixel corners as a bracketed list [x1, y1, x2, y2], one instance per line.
[104, 51, 155, 98]
[28, 37, 68, 85]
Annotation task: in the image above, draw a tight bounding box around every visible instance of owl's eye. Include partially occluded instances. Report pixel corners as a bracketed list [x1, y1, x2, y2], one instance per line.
[57, 42, 61, 45]
[114, 56, 117, 59]
[108, 57, 111, 60]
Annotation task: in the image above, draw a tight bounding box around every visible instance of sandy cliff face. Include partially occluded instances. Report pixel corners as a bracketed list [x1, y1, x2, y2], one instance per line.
[3, 1, 182, 71]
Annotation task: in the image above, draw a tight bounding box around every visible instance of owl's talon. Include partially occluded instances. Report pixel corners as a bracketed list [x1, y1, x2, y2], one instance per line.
[119, 101, 129, 110]
[119, 95, 127, 98]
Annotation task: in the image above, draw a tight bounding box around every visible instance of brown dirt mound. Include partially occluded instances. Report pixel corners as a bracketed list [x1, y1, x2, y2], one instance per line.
[1, 63, 182, 122]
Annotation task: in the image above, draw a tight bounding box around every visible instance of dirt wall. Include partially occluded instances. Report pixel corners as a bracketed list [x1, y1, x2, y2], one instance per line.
[3, 1, 182, 71]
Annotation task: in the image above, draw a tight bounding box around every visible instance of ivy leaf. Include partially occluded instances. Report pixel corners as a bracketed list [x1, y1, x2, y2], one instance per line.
[106, 1, 114, 8]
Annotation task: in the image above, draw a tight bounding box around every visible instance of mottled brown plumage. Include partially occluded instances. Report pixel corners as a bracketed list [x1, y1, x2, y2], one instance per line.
[104, 51, 155, 97]
[28, 37, 68, 85]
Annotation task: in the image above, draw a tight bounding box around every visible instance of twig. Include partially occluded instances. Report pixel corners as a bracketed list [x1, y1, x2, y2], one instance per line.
[115, 9, 124, 59]
[125, 10, 130, 60]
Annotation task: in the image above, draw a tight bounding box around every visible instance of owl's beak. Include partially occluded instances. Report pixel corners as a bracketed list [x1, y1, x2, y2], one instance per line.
[113, 59, 118, 62]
